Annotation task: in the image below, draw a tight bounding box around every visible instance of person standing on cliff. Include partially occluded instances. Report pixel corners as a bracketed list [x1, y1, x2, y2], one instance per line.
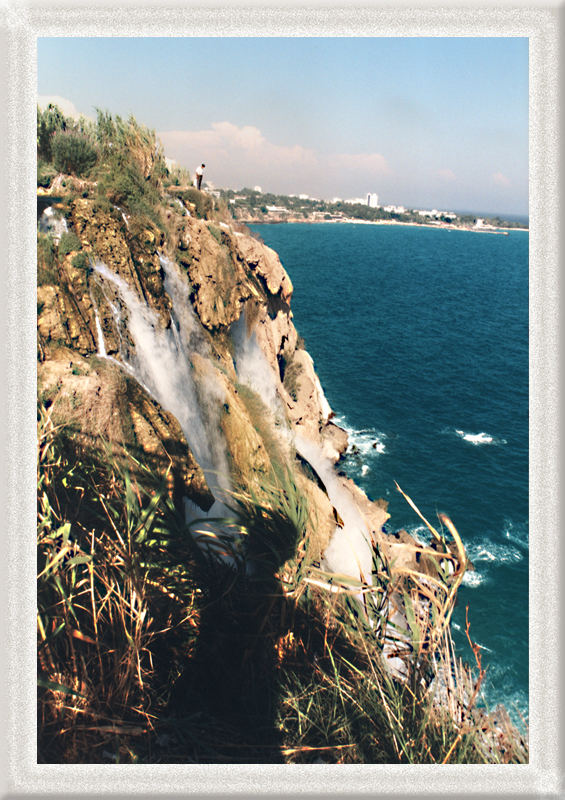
[194, 164, 205, 190]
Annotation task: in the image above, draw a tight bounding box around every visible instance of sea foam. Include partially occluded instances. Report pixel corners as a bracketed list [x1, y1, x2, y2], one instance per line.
[454, 428, 507, 446]
[334, 415, 388, 457]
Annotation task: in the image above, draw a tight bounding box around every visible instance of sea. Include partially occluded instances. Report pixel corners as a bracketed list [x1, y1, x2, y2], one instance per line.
[250, 221, 529, 727]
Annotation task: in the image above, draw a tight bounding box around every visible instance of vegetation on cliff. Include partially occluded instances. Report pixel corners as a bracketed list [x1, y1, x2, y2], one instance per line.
[222, 186, 528, 229]
[37, 105, 528, 764]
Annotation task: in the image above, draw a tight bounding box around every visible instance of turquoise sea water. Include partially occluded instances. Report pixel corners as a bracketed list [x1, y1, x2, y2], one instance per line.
[250, 222, 529, 725]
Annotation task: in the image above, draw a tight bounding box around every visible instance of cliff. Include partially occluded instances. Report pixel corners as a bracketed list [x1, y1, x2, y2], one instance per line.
[36, 108, 527, 764]
[38, 171, 399, 581]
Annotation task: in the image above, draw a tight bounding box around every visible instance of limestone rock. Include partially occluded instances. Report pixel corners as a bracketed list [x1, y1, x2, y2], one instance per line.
[38, 350, 214, 512]
[233, 234, 293, 304]
[283, 348, 330, 438]
[320, 422, 349, 463]
[182, 218, 258, 330]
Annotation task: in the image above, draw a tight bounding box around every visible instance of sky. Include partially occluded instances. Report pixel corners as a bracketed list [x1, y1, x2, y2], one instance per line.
[38, 37, 529, 216]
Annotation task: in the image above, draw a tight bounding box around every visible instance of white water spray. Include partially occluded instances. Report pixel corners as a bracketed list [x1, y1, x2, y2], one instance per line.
[231, 309, 373, 583]
[93, 307, 107, 357]
[93, 258, 232, 518]
[38, 206, 68, 242]
[231, 311, 285, 424]
[294, 432, 373, 583]
[174, 197, 191, 217]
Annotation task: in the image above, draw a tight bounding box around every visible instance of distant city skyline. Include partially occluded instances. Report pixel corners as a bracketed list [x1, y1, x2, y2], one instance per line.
[38, 37, 528, 216]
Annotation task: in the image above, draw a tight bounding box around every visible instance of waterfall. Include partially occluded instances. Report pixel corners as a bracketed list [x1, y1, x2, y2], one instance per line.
[92, 259, 232, 521]
[294, 432, 373, 584]
[38, 206, 68, 242]
[231, 312, 373, 583]
[93, 307, 107, 357]
[174, 197, 191, 217]
[231, 310, 285, 425]
[231, 309, 373, 584]
[112, 204, 130, 229]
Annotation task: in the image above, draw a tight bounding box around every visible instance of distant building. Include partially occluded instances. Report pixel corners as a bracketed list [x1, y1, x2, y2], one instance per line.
[367, 193, 379, 208]
[298, 194, 310, 200]
[331, 197, 342, 204]
[344, 197, 367, 205]
[254, 186, 262, 193]
[383, 204, 406, 214]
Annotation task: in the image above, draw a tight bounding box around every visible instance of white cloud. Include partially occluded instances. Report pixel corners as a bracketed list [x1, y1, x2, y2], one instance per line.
[437, 168, 456, 182]
[332, 152, 391, 175]
[158, 121, 390, 193]
[160, 122, 316, 173]
[492, 171, 511, 187]
[37, 95, 92, 121]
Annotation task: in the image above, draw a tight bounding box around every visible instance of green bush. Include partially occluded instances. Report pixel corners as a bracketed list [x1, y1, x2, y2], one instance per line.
[71, 252, 89, 270]
[58, 231, 81, 257]
[37, 104, 67, 162]
[208, 224, 223, 245]
[101, 158, 155, 208]
[51, 130, 98, 177]
[92, 195, 113, 215]
[180, 188, 213, 220]
[37, 161, 58, 189]
[37, 234, 58, 285]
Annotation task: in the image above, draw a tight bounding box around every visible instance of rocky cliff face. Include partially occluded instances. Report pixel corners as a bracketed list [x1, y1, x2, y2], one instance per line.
[38, 176, 436, 584]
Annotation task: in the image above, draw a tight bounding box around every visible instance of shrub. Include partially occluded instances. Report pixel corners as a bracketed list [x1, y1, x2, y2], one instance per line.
[71, 252, 89, 271]
[51, 130, 98, 177]
[99, 155, 162, 229]
[179, 188, 213, 220]
[37, 234, 58, 285]
[37, 161, 58, 189]
[37, 104, 67, 162]
[92, 195, 113, 216]
[58, 231, 81, 257]
[208, 224, 223, 245]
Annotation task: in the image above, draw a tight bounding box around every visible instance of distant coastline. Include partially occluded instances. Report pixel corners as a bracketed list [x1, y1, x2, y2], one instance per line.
[248, 217, 529, 234]
[221, 187, 528, 234]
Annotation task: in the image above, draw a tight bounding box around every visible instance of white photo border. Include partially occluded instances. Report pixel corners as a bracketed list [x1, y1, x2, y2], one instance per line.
[2, 3, 561, 797]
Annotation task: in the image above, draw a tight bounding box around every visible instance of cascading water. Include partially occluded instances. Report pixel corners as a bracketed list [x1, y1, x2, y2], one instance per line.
[38, 206, 68, 242]
[92, 258, 232, 528]
[174, 197, 191, 217]
[231, 311, 286, 426]
[93, 307, 107, 358]
[294, 432, 373, 584]
[231, 310, 373, 584]
[112, 204, 130, 229]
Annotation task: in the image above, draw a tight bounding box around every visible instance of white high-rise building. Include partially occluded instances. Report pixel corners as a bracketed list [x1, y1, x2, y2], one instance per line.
[367, 193, 379, 208]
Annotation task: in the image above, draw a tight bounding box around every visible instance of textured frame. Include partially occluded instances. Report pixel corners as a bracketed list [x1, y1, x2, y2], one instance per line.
[1, 2, 562, 797]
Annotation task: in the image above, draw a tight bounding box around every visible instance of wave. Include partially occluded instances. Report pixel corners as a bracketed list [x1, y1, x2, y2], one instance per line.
[467, 540, 524, 566]
[403, 523, 433, 546]
[462, 571, 485, 588]
[334, 415, 388, 457]
[452, 428, 507, 446]
[479, 664, 529, 727]
[503, 519, 529, 550]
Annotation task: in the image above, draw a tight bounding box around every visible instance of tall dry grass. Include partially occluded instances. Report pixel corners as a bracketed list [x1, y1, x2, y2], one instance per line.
[37, 403, 528, 763]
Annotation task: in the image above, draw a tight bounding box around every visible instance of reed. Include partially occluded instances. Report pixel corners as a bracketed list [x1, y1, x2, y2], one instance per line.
[37, 403, 199, 762]
[37, 404, 528, 763]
